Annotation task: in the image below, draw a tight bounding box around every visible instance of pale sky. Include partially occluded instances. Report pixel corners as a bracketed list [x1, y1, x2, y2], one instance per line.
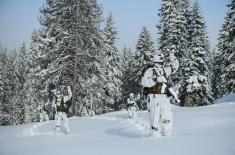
[0, 0, 229, 51]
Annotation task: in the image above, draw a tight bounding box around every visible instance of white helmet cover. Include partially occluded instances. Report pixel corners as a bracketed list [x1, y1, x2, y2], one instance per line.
[130, 93, 134, 98]
[153, 54, 164, 63]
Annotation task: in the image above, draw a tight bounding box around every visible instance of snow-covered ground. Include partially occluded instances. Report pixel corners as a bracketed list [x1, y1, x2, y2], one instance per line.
[1, 96, 235, 155]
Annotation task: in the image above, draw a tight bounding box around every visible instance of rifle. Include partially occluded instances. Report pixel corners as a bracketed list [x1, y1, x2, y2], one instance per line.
[153, 67, 180, 103]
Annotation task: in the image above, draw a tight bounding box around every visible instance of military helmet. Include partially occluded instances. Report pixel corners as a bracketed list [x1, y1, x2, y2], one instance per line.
[153, 54, 164, 63]
[130, 93, 134, 98]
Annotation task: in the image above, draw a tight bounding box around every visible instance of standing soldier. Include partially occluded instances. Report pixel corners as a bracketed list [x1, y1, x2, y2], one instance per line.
[127, 93, 139, 119]
[38, 105, 49, 122]
[141, 54, 180, 137]
[55, 84, 72, 134]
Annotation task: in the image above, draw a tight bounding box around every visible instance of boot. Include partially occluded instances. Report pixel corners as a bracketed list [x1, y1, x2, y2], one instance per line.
[149, 126, 161, 137]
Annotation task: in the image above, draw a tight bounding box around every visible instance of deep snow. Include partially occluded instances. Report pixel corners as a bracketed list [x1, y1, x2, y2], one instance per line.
[0, 98, 235, 155]
[215, 93, 235, 103]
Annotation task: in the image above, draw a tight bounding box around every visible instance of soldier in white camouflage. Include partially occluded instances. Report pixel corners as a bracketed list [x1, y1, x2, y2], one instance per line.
[141, 53, 180, 137]
[54, 83, 72, 134]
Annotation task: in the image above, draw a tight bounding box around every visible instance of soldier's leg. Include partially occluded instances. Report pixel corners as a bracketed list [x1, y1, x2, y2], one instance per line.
[87, 109, 91, 116]
[62, 112, 70, 134]
[149, 95, 161, 136]
[55, 112, 62, 132]
[160, 95, 173, 136]
[147, 96, 152, 135]
[132, 107, 137, 119]
[91, 110, 95, 116]
[44, 112, 49, 122]
[39, 113, 44, 122]
[128, 107, 132, 119]
[130, 107, 134, 119]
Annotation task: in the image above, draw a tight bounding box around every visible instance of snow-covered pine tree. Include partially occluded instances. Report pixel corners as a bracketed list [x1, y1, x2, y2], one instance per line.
[179, 1, 214, 107]
[216, 0, 235, 97]
[102, 13, 122, 110]
[5, 50, 21, 125]
[39, 0, 79, 116]
[0, 41, 45, 125]
[39, 0, 106, 116]
[13, 43, 29, 124]
[157, 0, 189, 85]
[0, 50, 3, 122]
[17, 43, 28, 86]
[0, 47, 24, 125]
[121, 46, 135, 109]
[0, 46, 9, 125]
[23, 30, 48, 123]
[181, 0, 192, 41]
[70, 0, 106, 115]
[39, 0, 69, 93]
[210, 48, 218, 97]
[177, 0, 192, 82]
[132, 27, 155, 95]
[136, 27, 155, 65]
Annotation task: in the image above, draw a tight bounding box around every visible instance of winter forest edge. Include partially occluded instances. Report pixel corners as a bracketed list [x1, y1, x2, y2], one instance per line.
[0, 0, 234, 126]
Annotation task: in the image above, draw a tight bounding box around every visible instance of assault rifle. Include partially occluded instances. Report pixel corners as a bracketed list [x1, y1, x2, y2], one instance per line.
[153, 67, 180, 103]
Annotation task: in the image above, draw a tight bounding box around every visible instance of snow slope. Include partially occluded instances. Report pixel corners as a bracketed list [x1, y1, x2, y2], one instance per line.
[1, 100, 235, 155]
[215, 93, 235, 103]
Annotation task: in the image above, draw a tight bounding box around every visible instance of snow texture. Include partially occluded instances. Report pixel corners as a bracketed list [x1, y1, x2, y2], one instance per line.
[215, 93, 235, 103]
[0, 95, 235, 155]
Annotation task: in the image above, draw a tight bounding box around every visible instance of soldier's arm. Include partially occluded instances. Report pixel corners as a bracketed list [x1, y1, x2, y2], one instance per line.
[141, 69, 156, 88]
[67, 86, 72, 99]
[127, 98, 131, 104]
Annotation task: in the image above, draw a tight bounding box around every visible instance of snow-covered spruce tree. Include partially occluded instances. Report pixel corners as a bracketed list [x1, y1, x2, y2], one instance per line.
[39, 0, 106, 116]
[0, 46, 9, 125]
[0, 44, 36, 125]
[5, 51, 22, 125]
[39, 0, 70, 109]
[181, 0, 192, 39]
[215, 0, 235, 97]
[23, 30, 49, 123]
[177, 0, 192, 80]
[210, 48, 218, 97]
[17, 43, 28, 86]
[157, 0, 190, 85]
[121, 46, 135, 109]
[13, 43, 29, 124]
[38, 0, 82, 117]
[0, 47, 20, 125]
[179, 1, 214, 107]
[102, 13, 122, 110]
[136, 27, 155, 65]
[69, 0, 106, 116]
[132, 27, 155, 95]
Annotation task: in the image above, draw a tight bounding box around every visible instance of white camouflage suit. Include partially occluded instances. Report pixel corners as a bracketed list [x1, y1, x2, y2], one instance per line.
[54, 85, 72, 134]
[141, 53, 180, 137]
[38, 106, 49, 122]
[127, 93, 139, 119]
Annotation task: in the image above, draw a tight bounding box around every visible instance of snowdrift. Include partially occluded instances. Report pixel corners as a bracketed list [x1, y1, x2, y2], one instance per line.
[0, 96, 235, 155]
[215, 93, 235, 103]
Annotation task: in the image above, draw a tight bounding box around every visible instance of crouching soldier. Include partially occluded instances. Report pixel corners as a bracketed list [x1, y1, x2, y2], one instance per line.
[127, 93, 139, 119]
[141, 54, 180, 137]
[55, 84, 72, 134]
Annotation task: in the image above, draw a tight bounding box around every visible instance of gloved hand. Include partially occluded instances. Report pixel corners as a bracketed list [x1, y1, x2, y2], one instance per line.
[152, 75, 158, 82]
[175, 98, 180, 103]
